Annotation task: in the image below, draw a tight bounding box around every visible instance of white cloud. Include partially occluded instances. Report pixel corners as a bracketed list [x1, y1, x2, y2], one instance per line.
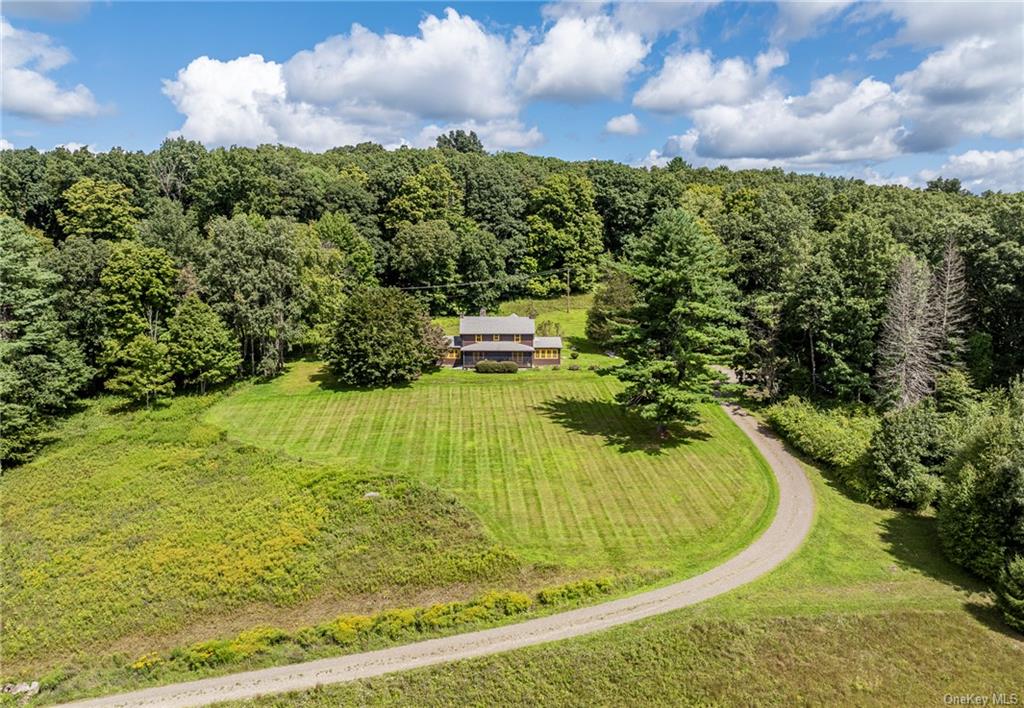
[0, 18, 100, 121]
[771, 1, 854, 44]
[920, 149, 1024, 193]
[604, 112, 641, 135]
[894, 35, 1024, 150]
[516, 14, 648, 101]
[162, 54, 375, 150]
[612, 1, 718, 40]
[634, 47, 786, 112]
[0, 138, 14, 150]
[414, 119, 544, 151]
[855, 1, 1022, 48]
[284, 9, 523, 122]
[688, 76, 903, 165]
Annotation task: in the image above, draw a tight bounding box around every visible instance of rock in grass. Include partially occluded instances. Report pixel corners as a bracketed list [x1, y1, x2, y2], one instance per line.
[363, 491, 381, 499]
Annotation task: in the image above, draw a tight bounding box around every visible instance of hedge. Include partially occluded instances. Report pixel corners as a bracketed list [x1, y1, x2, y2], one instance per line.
[475, 360, 519, 373]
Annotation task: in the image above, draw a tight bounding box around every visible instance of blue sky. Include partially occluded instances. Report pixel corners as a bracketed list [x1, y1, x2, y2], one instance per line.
[2, 1, 1022, 191]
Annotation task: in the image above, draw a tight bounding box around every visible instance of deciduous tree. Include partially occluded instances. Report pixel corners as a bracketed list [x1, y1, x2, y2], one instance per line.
[165, 295, 242, 392]
[0, 217, 89, 462]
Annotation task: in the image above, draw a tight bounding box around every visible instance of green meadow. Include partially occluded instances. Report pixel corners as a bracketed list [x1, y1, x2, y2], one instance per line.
[239, 458, 1024, 706]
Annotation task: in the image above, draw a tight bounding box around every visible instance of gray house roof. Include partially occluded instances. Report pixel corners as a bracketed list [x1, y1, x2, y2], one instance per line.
[533, 336, 563, 349]
[459, 315, 535, 335]
[460, 341, 535, 353]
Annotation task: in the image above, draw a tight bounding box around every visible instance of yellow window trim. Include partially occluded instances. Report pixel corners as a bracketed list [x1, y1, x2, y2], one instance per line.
[475, 334, 483, 342]
[514, 334, 522, 343]
[493, 334, 500, 341]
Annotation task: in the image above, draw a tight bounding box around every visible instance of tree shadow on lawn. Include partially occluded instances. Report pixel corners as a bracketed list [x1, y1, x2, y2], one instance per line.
[880, 513, 1024, 640]
[308, 367, 414, 393]
[535, 396, 709, 455]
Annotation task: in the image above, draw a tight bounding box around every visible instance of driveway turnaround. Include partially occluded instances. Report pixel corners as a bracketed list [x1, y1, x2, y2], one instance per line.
[63, 402, 815, 708]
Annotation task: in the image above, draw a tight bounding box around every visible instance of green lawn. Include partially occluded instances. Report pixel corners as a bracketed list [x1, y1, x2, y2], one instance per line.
[238, 459, 1024, 706]
[206, 363, 776, 575]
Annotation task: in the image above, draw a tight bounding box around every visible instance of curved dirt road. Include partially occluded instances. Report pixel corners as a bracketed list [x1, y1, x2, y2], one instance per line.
[63, 402, 814, 708]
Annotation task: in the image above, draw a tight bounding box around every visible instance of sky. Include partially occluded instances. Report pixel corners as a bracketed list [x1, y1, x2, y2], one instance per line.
[2, 1, 1023, 192]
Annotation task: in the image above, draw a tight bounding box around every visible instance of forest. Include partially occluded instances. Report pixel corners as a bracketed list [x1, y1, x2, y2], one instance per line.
[1, 132, 1022, 629]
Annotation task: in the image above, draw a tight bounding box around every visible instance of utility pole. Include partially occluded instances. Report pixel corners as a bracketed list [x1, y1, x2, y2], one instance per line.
[565, 267, 571, 312]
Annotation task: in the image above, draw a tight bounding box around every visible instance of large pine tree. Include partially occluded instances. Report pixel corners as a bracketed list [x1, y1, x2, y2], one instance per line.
[613, 208, 745, 436]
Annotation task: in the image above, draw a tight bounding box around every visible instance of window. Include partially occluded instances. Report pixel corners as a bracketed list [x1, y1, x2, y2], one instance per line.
[537, 348, 559, 359]
[475, 334, 483, 343]
[493, 334, 500, 341]
[513, 334, 522, 343]
[445, 348, 458, 360]
[513, 352, 524, 363]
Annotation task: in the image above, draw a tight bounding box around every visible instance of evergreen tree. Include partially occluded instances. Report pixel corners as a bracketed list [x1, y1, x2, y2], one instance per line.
[165, 295, 242, 393]
[613, 208, 745, 436]
[996, 555, 1024, 632]
[0, 217, 89, 462]
[877, 254, 941, 409]
[585, 266, 636, 350]
[930, 239, 969, 368]
[105, 334, 174, 407]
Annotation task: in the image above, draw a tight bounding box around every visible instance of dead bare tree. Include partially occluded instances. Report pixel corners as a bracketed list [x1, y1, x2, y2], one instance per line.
[930, 239, 969, 369]
[877, 254, 941, 408]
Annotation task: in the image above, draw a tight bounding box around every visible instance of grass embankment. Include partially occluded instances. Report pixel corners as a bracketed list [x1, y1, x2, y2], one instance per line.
[0, 395, 533, 675]
[237, 458, 1024, 706]
[206, 363, 776, 575]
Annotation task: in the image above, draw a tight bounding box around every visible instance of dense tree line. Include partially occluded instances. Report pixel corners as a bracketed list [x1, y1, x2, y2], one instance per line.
[1, 133, 1021, 629]
[1, 137, 1021, 463]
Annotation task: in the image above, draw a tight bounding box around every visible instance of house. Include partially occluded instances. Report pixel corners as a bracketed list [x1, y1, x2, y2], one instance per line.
[441, 315, 562, 368]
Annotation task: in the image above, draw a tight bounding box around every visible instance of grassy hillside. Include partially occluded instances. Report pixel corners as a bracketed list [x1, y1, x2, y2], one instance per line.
[238, 460, 1024, 706]
[0, 395, 532, 672]
[206, 363, 776, 574]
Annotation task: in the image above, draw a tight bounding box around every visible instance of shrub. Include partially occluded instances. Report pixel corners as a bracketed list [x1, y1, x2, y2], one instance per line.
[228, 627, 289, 658]
[570, 351, 580, 360]
[865, 401, 944, 510]
[172, 639, 238, 670]
[372, 608, 418, 639]
[765, 396, 878, 490]
[473, 590, 533, 618]
[997, 555, 1024, 632]
[537, 577, 615, 605]
[552, 365, 560, 371]
[317, 614, 373, 645]
[569, 364, 580, 371]
[475, 360, 518, 373]
[417, 601, 464, 630]
[938, 380, 1024, 583]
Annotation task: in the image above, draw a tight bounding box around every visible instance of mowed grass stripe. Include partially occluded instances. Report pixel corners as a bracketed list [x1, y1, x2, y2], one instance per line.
[207, 363, 776, 576]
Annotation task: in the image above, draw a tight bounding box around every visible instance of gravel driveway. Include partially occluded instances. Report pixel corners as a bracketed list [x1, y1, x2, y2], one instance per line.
[62, 401, 815, 708]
